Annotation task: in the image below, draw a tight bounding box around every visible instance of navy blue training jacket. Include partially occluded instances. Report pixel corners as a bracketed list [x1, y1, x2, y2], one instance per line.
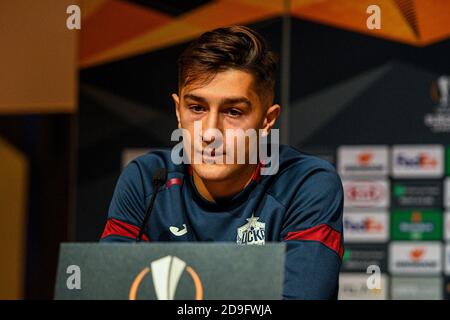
[100, 144, 344, 299]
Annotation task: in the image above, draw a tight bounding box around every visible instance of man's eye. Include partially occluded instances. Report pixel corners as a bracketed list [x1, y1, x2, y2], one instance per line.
[189, 105, 205, 113]
[226, 108, 243, 117]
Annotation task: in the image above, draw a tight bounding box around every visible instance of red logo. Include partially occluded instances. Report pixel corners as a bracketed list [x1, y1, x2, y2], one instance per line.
[346, 185, 381, 202]
[357, 152, 373, 166]
[344, 181, 387, 207]
[411, 211, 423, 223]
[410, 248, 425, 262]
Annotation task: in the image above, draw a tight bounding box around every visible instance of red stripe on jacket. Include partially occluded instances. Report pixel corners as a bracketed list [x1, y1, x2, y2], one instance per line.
[101, 218, 149, 241]
[167, 177, 182, 188]
[284, 224, 343, 258]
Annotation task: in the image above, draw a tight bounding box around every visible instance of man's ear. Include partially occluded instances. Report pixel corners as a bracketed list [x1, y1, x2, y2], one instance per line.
[172, 93, 181, 129]
[262, 104, 281, 135]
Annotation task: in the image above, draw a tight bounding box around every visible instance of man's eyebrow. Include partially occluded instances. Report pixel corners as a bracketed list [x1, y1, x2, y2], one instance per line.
[183, 94, 251, 107]
[183, 94, 208, 104]
[221, 97, 252, 107]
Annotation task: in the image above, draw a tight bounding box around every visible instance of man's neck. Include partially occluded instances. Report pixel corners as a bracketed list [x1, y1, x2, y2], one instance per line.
[192, 164, 258, 203]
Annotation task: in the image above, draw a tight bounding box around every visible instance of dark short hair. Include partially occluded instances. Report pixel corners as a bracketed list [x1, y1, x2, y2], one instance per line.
[177, 25, 278, 106]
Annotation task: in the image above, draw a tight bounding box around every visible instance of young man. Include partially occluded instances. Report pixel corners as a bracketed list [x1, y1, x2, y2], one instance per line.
[100, 26, 344, 299]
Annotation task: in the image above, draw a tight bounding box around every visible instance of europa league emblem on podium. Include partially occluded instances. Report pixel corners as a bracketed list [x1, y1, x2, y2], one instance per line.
[129, 256, 203, 300]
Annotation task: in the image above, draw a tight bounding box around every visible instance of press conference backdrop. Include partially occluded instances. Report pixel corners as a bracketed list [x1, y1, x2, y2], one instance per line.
[71, 0, 450, 300]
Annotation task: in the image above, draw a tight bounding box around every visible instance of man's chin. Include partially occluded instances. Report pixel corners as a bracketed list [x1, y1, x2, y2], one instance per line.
[191, 163, 236, 181]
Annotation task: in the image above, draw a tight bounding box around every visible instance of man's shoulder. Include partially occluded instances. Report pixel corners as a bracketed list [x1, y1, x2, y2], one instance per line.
[130, 148, 184, 174]
[265, 145, 342, 205]
[277, 144, 337, 178]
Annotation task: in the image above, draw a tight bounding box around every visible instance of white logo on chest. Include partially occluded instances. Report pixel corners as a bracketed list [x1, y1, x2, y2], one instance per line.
[236, 214, 265, 245]
[169, 224, 187, 236]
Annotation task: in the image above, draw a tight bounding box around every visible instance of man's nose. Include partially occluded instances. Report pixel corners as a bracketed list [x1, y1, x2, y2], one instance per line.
[202, 110, 222, 142]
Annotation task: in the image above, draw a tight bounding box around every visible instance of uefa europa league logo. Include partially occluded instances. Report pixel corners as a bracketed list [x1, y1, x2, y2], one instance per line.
[129, 255, 203, 300]
[431, 75, 450, 108]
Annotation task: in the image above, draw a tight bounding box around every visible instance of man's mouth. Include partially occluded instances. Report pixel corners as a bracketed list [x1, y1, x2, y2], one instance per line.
[195, 148, 225, 159]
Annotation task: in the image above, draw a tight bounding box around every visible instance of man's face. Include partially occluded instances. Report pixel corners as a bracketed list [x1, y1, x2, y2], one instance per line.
[172, 69, 279, 181]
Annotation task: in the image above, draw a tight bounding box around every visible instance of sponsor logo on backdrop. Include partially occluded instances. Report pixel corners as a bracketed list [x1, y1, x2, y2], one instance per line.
[337, 146, 389, 177]
[391, 180, 442, 207]
[391, 277, 442, 300]
[444, 177, 450, 208]
[389, 242, 442, 274]
[342, 244, 387, 272]
[391, 210, 443, 241]
[445, 212, 450, 241]
[338, 273, 387, 300]
[343, 211, 389, 243]
[424, 75, 450, 133]
[343, 180, 389, 208]
[391, 145, 443, 178]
